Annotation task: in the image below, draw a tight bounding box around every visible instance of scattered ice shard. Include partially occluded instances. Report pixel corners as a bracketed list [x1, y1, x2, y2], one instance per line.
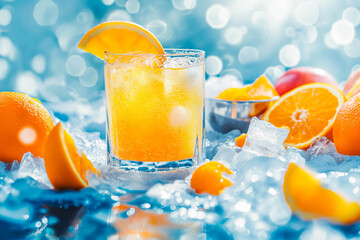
[242, 117, 289, 157]
[307, 137, 346, 163]
[18, 152, 52, 188]
[306, 137, 360, 172]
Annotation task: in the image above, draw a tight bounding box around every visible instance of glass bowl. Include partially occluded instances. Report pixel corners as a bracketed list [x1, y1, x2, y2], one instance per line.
[205, 97, 280, 134]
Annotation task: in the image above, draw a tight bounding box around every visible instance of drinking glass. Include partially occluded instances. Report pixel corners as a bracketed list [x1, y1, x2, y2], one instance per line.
[104, 49, 205, 171]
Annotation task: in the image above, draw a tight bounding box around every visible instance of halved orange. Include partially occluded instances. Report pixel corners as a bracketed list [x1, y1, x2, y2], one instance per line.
[78, 21, 164, 60]
[44, 123, 98, 190]
[262, 83, 346, 149]
[284, 163, 360, 225]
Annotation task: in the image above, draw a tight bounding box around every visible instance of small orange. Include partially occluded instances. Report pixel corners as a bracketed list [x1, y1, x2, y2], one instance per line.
[0, 92, 54, 163]
[283, 163, 360, 224]
[44, 123, 98, 190]
[333, 93, 360, 156]
[190, 161, 233, 196]
[78, 21, 164, 60]
[235, 133, 247, 148]
[262, 83, 346, 149]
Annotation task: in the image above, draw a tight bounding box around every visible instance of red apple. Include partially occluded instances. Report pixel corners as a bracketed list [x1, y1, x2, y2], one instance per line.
[275, 67, 338, 96]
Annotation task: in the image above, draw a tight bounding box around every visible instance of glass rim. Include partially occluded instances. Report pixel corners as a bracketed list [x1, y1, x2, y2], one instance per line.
[104, 48, 205, 57]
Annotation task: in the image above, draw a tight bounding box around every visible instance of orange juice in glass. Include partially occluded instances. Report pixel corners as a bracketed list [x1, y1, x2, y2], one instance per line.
[104, 49, 205, 171]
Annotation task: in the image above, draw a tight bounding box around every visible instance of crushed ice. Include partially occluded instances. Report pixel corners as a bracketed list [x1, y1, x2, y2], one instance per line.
[0, 116, 359, 239]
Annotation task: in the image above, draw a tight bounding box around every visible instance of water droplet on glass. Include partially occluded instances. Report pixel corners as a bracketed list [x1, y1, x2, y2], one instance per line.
[205, 55, 223, 76]
[33, 0, 59, 26]
[238, 46, 259, 64]
[330, 19, 355, 45]
[279, 44, 301, 67]
[295, 1, 319, 26]
[206, 4, 230, 29]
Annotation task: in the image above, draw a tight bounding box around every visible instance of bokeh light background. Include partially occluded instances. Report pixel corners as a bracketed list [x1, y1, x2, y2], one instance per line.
[1, 0, 360, 131]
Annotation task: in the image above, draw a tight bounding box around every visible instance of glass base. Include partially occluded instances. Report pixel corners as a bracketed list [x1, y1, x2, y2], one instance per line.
[107, 153, 199, 172]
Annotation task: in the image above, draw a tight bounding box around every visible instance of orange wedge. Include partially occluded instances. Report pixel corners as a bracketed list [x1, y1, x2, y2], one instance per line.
[44, 123, 98, 190]
[216, 76, 279, 117]
[191, 161, 233, 196]
[283, 163, 360, 224]
[78, 21, 164, 60]
[216, 87, 252, 101]
[247, 75, 279, 100]
[216, 76, 278, 101]
[235, 133, 247, 148]
[262, 83, 346, 149]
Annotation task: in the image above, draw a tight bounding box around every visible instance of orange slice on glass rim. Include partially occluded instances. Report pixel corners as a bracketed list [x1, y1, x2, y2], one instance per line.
[78, 21, 165, 60]
[262, 83, 346, 149]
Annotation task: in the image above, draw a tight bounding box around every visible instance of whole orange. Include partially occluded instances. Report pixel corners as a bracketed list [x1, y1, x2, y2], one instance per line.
[0, 92, 54, 163]
[333, 92, 360, 156]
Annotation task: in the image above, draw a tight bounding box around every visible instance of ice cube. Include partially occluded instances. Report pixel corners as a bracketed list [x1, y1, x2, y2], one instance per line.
[205, 129, 240, 160]
[242, 118, 289, 157]
[169, 106, 191, 128]
[212, 146, 239, 166]
[18, 153, 52, 188]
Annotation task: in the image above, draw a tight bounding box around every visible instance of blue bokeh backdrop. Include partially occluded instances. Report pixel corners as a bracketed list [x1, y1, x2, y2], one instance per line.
[1, 0, 360, 100]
